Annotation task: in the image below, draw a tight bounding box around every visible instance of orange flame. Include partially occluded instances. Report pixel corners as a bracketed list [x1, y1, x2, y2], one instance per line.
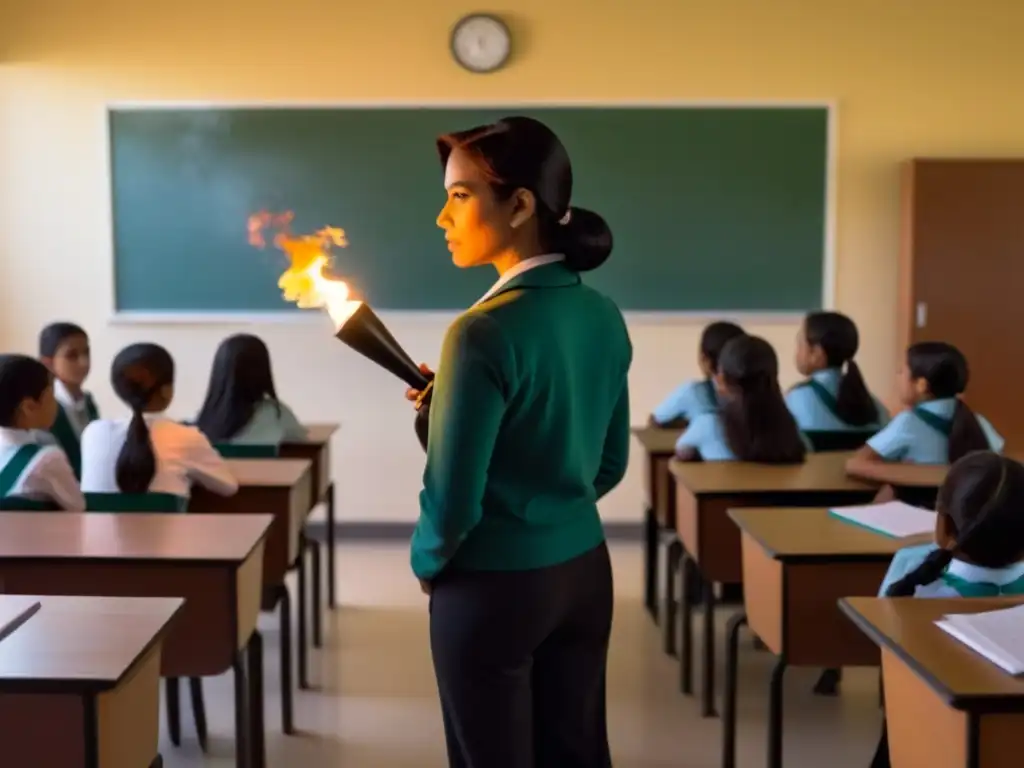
[248, 210, 362, 329]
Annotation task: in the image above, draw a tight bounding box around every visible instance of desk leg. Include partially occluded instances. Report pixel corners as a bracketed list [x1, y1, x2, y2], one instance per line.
[722, 611, 748, 768]
[643, 505, 658, 623]
[767, 657, 788, 768]
[326, 482, 337, 609]
[679, 553, 695, 695]
[249, 631, 266, 768]
[150, 755, 164, 768]
[663, 538, 682, 657]
[701, 581, 718, 718]
[233, 647, 252, 768]
[309, 538, 323, 648]
[276, 585, 295, 733]
[165, 677, 181, 746]
[297, 552, 310, 691]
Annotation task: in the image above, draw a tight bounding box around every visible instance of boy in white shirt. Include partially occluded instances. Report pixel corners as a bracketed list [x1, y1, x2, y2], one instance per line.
[39, 322, 99, 478]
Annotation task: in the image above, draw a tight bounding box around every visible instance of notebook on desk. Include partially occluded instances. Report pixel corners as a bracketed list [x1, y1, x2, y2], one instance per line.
[937, 604, 1024, 676]
[829, 501, 938, 539]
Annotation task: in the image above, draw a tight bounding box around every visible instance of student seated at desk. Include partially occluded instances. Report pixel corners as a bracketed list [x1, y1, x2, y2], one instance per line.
[39, 322, 99, 477]
[786, 311, 888, 432]
[195, 333, 306, 444]
[649, 321, 745, 428]
[847, 342, 1002, 475]
[0, 355, 84, 510]
[80, 343, 238, 498]
[870, 451, 1024, 768]
[675, 335, 807, 463]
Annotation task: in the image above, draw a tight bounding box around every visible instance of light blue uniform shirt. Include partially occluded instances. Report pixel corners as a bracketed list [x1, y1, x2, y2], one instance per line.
[878, 543, 1024, 597]
[227, 399, 307, 445]
[866, 398, 1004, 464]
[785, 368, 890, 432]
[651, 379, 717, 425]
[675, 412, 812, 461]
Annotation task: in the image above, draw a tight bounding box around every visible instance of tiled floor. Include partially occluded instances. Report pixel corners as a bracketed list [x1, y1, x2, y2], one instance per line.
[161, 543, 883, 767]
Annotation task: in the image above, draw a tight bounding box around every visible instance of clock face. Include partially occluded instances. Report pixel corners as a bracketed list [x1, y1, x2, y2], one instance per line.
[450, 14, 511, 73]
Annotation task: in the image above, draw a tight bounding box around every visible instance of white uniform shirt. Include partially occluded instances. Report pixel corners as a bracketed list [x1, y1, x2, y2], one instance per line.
[54, 379, 94, 438]
[0, 428, 84, 510]
[81, 415, 238, 497]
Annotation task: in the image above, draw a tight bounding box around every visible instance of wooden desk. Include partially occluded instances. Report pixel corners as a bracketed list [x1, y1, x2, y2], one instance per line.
[190, 458, 314, 725]
[631, 426, 683, 624]
[841, 597, 1024, 768]
[0, 513, 271, 768]
[0, 595, 182, 768]
[282, 423, 339, 610]
[723, 508, 930, 768]
[669, 452, 877, 716]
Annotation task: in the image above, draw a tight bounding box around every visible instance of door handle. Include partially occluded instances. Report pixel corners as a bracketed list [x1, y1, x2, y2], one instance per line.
[916, 302, 927, 329]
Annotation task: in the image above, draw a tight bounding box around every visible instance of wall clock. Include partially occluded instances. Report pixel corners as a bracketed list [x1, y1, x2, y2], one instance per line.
[450, 14, 512, 74]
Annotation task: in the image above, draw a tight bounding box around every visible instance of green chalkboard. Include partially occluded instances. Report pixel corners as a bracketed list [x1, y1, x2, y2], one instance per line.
[109, 106, 828, 312]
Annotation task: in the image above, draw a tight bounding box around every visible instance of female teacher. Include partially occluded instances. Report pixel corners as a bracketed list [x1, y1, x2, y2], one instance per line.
[406, 116, 632, 767]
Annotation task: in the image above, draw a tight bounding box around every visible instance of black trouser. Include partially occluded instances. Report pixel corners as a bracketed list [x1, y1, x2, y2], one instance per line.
[429, 543, 614, 768]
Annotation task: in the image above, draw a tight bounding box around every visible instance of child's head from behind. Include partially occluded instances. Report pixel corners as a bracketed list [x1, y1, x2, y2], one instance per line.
[0, 355, 58, 431]
[715, 335, 806, 464]
[936, 452, 1024, 566]
[901, 342, 968, 407]
[111, 343, 175, 415]
[796, 311, 858, 376]
[39, 322, 90, 392]
[885, 452, 1024, 597]
[698, 321, 745, 378]
[209, 334, 276, 404]
[196, 334, 278, 442]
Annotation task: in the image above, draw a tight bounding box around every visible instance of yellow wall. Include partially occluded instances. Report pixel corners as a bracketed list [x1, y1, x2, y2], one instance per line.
[2, 0, 1024, 521]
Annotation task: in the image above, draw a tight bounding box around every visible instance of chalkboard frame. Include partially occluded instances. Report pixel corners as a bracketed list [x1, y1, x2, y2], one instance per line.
[105, 100, 837, 324]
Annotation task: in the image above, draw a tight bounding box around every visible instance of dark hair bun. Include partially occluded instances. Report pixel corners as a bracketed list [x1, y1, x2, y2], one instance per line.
[560, 206, 613, 272]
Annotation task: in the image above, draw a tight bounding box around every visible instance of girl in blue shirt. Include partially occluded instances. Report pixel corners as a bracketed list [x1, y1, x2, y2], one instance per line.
[848, 342, 1002, 479]
[196, 334, 306, 445]
[650, 321, 745, 427]
[870, 451, 1024, 767]
[786, 311, 888, 433]
[675, 335, 806, 463]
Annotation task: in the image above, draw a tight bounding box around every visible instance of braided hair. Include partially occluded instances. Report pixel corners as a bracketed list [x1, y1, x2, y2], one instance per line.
[885, 452, 1024, 596]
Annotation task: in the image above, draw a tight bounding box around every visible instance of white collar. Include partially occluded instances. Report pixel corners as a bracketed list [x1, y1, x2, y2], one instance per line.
[474, 254, 565, 307]
[0, 427, 39, 448]
[946, 557, 1024, 585]
[54, 378, 85, 411]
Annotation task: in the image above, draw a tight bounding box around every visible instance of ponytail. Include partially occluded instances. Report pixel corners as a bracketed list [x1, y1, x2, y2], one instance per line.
[885, 547, 954, 596]
[555, 207, 613, 272]
[115, 408, 156, 493]
[835, 360, 879, 427]
[948, 400, 990, 463]
[109, 343, 175, 494]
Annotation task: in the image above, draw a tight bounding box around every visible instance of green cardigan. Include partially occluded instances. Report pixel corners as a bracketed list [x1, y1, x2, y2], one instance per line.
[411, 262, 632, 580]
[50, 393, 99, 480]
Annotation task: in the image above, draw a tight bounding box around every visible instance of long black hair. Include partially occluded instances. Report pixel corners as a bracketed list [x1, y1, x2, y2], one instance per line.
[0, 355, 52, 428]
[196, 334, 281, 442]
[718, 336, 807, 464]
[907, 342, 989, 463]
[437, 116, 613, 272]
[700, 321, 745, 374]
[886, 452, 1024, 597]
[110, 343, 175, 494]
[804, 311, 878, 426]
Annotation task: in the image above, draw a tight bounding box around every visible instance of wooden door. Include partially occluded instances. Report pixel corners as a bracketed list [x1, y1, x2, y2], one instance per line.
[899, 160, 1024, 449]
